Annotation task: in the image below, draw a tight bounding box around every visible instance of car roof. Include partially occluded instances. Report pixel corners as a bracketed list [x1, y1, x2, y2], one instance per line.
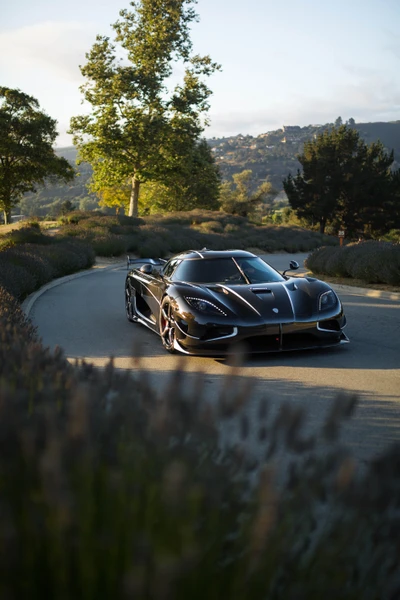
[173, 249, 257, 260]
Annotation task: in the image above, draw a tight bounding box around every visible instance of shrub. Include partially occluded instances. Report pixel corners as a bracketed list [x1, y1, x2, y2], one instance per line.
[0, 256, 37, 299]
[52, 211, 339, 258]
[59, 210, 98, 224]
[306, 241, 400, 285]
[224, 223, 240, 234]
[197, 220, 224, 233]
[0, 224, 53, 249]
[41, 239, 95, 277]
[90, 235, 127, 257]
[0, 285, 38, 344]
[0, 238, 95, 299]
[0, 245, 54, 287]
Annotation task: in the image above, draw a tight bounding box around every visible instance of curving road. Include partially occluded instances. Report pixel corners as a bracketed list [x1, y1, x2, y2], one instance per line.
[27, 253, 400, 463]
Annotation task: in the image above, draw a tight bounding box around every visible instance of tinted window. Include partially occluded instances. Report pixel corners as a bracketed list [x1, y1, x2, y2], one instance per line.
[162, 259, 181, 279]
[172, 258, 246, 283]
[235, 257, 284, 283]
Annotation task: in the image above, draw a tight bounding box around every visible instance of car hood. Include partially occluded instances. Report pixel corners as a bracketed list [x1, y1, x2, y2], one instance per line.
[179, 277, 332, 321]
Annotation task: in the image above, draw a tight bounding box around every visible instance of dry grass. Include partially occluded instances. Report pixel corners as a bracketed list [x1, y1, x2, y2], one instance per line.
[0, 222, 25, 235]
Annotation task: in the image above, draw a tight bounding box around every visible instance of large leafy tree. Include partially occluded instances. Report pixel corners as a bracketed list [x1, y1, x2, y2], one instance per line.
[69, 0, 220, 217]
[139, 138, 220, 213]
[0, 87, 74, 224]
[220, 170, 276, 218]
[283, 124, 400, 235]
[97, 138, 220, 214]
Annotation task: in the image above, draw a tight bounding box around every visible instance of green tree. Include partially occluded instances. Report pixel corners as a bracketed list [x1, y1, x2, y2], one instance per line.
[98, 184, 131, 214]
[283, 124, 399, 235]
[60, 200, 77, 215]
[220, 170, 275, 218]
[69, 0, 220, 217]
[139, 138, 220, 213]
[0, 87, 74, 224]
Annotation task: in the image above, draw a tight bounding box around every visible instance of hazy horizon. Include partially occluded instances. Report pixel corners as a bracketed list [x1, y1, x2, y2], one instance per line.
[2, 0, 400, 146]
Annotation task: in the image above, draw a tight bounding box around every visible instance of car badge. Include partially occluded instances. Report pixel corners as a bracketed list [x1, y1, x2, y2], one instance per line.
[272, 308, 279, 313]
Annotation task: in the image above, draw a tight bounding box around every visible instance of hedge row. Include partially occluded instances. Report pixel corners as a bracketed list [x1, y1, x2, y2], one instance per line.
[58, 210, 338, 257]
[306, 241, 400, 285]
[0, 226, 95, 300]
[0, 286, 399, 598]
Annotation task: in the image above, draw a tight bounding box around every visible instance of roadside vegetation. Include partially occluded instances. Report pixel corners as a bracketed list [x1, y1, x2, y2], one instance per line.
[57, 210, 337, 258]
[283, 123, 400, 237]
[1, 214, 399, 295]
[0, 222, 94, 301]
[306, 240, 400, 286]
[1, 279, 400, 599]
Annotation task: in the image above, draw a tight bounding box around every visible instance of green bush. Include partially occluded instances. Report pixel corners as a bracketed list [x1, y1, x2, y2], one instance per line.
[306, 241, 400, 285]
[90, 235, 128, 257]
[0, 285, 38, 343]
[0, 256, 37, 299]
[59, 210, 98, 224]
[52, 210, 339, 258]
[381, 229, 400, 243]
[1, 245, 55, 287]
[0, 238, 95, 299]
[39, 239, 95, 277]
[197, 220, 224, 233]
[0, 224, 54, 251]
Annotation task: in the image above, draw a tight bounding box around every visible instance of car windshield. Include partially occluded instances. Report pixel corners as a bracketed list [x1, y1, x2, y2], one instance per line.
[172, 257, 284, 284]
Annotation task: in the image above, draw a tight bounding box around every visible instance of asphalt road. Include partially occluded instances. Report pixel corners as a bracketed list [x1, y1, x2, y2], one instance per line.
[28, 253, 400, 464]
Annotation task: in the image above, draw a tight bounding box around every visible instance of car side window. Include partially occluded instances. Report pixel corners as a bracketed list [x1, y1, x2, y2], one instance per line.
[162, 259, 181, 279]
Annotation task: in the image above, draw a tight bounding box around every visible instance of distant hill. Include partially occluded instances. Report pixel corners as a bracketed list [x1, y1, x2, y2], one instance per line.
[209, 120, 400, 191]
[18, 120, 400, 217]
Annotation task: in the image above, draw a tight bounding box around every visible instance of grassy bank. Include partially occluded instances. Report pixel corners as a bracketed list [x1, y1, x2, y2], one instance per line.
[57, 210, 338, 258]
[0, 222, 95, 301]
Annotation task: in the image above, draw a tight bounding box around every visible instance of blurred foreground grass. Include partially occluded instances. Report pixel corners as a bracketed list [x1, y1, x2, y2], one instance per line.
[1, 283, 399, 599]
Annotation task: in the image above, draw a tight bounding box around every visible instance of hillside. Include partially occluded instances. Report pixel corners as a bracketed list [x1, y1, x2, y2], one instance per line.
[210, 120, 400, 190]
[18, 120, 400, 217]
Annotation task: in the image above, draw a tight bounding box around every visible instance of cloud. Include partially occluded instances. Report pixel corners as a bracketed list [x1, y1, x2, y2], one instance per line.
[383, 29, 400, 60]
[0, 21, 97, 82]
[206, 70, 400, 138]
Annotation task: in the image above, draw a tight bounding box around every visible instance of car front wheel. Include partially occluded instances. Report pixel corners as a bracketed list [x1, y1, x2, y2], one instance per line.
[125, 283, 138, 323]
[159, 296, 176, 353]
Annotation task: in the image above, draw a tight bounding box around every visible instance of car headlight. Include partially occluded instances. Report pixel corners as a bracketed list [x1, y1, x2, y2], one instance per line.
[319, 290, 338, 311]
[184, 296, 227, 316]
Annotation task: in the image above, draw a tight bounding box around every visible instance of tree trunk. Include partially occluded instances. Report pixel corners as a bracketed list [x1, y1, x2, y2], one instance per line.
[3, 209, 11, 225]
[128, 175, 140, 217]
[319, 217, 326, 234]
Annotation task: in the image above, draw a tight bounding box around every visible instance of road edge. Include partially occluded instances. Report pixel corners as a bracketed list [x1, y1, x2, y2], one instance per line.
[22, 262, 124, 317]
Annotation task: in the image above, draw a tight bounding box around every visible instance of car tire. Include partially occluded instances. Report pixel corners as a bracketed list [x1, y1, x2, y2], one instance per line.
[159, 296, 177, 353]
[125, 283, 138, 323]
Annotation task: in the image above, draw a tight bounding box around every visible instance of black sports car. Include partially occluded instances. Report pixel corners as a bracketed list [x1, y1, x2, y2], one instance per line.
[125, 249, 349, 356]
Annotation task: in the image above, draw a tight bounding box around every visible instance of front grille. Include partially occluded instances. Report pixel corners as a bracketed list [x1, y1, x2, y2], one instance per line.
[283, 332, 340, 350]
[318, 319, 341, 332]
[203, 327, 235, 341]
[246, 335, 280, 352]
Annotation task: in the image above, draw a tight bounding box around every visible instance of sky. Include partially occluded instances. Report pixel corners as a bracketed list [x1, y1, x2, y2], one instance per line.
[1, 0, 400, 147]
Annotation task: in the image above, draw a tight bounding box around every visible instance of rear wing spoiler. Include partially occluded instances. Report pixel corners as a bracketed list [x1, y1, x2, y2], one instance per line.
[127, 255, 167, 270]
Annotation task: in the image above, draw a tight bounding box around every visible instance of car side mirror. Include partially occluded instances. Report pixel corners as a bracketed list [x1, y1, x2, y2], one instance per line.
[282, 260, 300, 276]
[140, 264, 153, 274]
